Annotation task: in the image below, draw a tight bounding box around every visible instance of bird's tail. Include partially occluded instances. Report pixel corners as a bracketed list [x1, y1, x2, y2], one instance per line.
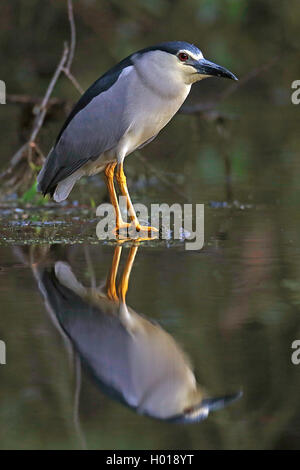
[37, 148, 84, 201]
[37, 147, 58, 197]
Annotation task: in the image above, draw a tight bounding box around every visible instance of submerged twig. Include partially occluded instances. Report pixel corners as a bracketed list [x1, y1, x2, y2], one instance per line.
[7, 94, 66, 107]
[0, 0, 83, 193]
[62, 0, 84, 95]
[135, 151, 189, 201]
[31, 43, 69, 144]
[0, 43, 69, 181]
[66, 0, 76, 72]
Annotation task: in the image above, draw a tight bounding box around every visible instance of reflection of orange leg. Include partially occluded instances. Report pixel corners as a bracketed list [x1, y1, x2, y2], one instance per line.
[104, 163, 130, 235]
[115, 163, 158, 238]
[106, 245, 122, 301]
[118, 245, 138, 303]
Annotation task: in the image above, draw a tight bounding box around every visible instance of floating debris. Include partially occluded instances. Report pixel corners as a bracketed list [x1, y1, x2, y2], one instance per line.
[209, 200, 254, 210]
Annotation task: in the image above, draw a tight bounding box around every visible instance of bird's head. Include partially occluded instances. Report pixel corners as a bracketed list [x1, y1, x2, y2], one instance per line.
[137, 41, 238, 86]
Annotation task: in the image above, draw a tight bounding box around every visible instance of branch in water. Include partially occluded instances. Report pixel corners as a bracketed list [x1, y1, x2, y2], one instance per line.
[0, 0, 84, 192]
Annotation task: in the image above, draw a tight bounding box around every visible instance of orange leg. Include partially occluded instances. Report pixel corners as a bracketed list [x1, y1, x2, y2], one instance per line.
[104, 162, 130, 236]
[118, 245, 138, 303]
[115, 163, 158, 238]
[106, 245, 122, 301]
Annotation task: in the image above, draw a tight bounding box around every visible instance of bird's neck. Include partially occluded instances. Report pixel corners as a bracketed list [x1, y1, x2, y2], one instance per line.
[133, 51, 191, 101]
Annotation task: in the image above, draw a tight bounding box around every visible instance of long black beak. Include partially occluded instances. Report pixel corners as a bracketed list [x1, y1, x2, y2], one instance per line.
[168, 390, 242, 423]
[195, 58, 238, 81]
[200, 390, 243, 412]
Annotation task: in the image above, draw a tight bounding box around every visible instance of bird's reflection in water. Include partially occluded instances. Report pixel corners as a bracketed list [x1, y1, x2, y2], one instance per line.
[35, 244, 241, 423]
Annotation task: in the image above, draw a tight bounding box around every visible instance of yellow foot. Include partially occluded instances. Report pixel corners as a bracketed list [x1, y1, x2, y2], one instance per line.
[113, 223, 159, 241]
[133, 224, 159, 241]
[135, 224, 159, 234]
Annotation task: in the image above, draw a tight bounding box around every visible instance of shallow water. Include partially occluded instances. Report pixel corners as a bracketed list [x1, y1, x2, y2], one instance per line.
[1, 197, 300, 449]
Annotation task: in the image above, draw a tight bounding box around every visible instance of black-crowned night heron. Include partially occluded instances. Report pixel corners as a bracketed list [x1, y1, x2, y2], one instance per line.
[32, 245, 241, 422]
[37, 41, 237, 237]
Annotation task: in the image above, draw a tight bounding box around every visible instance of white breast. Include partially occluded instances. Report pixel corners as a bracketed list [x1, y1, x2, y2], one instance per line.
[118, 54, 191, 157]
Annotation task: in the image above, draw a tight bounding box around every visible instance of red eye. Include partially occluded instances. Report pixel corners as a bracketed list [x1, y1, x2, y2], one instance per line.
[178, 52, 189, 62]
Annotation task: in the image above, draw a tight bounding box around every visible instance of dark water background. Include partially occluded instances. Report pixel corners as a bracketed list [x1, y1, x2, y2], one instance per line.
[1, 0, 300, 449]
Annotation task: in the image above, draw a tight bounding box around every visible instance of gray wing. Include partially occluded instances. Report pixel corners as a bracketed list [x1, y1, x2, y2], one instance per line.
[37, 65, 133, 195]
[56, 76, 129, 162]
